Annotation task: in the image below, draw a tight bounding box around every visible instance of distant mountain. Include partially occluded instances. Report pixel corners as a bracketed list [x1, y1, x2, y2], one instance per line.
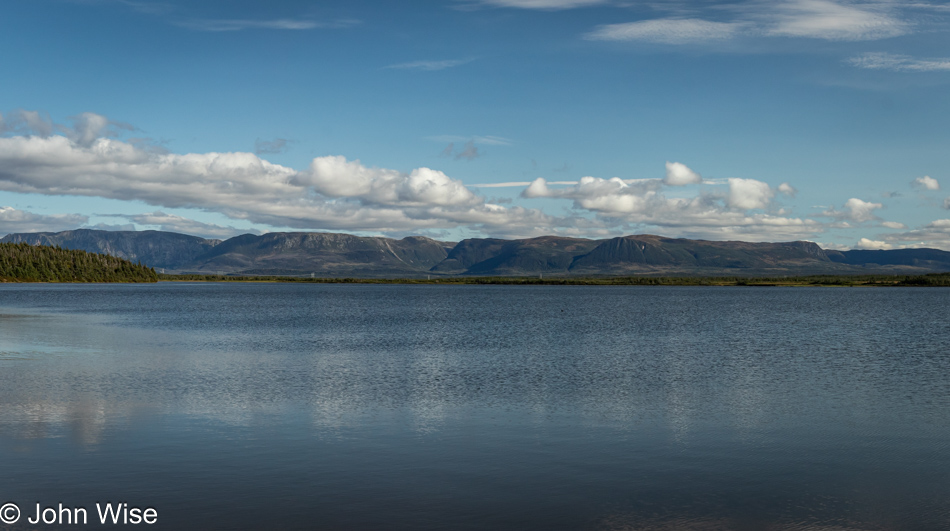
[826, 248, 950, 269]
[432, 236, 599, 275]
[568, 235, 834, 275]
[0, 229, 219, 270]
[182, 232, 451, 276]
[4, 229, 950, 277]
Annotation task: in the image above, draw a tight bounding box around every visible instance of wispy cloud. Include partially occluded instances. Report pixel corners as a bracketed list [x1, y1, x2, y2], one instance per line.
[427, 135, 512, 146]
[176, 18, 358, 32]
[1, 109, 134, 147]
[848, 52, 950, 72]
[762, 0, 909, 41]
[464, 0, 609, 10]
[586, 0, 914, 45]
[587, 19, 747, 44]
[472, 181, 579, 187]
[385, 58, 475, 71]
[254, 138, 291, 155]
[64, 0, 175, 16]
[439, 140, 486, 161]
[455, 140, 481, 161]
[70, 0, 360, 32]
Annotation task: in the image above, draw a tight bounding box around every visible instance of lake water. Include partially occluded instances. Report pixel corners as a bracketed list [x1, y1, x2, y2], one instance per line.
[0, 283, 948, 530]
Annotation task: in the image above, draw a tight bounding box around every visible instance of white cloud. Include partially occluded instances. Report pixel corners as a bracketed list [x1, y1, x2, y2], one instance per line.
[521, 175, 665, 211]
[815, 240, 850, 250]
[587, 19, 746, 44]
[0, 131, 570, 237]
[763, 0, 908, 41]
[298, 156, 480, 207]
[385, 59, 474, 71]
[854, 237, 892, 250]
[845, 197, 884, 222]
[881, 221, 906, 229]
[663, 161, 702, 186]
[727, 178, 774, 210]
[521, 171, 819, 241]
[912, 175, 940, 190]
[0, 207, 88, 236]
[824, 197, 883, 222]
[848, 52, 950, 72]
[778, 182, 798, 197]
[870, 219, 950, 250]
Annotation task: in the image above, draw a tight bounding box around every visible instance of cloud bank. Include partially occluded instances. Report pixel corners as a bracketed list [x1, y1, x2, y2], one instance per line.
[521, 164, 819, 241]
[0, 207, 88, 235]
[2, 110, 927, 245]
[0, 114, 573, 238]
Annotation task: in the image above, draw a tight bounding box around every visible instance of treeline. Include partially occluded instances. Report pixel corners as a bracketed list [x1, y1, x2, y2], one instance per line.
[0, 243, 158, 282]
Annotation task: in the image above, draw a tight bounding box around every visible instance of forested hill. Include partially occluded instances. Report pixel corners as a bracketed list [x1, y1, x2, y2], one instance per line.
[0, 243, 158, 282]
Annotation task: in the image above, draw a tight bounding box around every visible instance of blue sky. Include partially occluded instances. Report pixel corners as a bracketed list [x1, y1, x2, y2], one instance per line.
[1, 0, 949, 249]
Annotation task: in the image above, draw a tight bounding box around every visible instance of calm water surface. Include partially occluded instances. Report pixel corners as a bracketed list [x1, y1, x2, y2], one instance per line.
[0, 283, 948, 530]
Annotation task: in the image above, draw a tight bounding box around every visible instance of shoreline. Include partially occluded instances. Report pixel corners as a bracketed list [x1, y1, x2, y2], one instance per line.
[154, 273, 950, 287]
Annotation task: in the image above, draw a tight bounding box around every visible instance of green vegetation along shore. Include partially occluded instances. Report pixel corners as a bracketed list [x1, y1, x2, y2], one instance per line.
[159, 272, 950, 287]
[0, 243, 158, 282]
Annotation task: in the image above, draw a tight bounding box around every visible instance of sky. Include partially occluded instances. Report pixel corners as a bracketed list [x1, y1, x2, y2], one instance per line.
[1, 0, 949, 249]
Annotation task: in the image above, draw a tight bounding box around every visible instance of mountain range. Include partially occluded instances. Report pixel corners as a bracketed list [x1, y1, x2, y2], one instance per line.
[3, 229, 950, 277]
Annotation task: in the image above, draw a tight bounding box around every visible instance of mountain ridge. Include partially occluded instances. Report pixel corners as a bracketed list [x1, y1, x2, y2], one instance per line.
[3, 229, 950, 277]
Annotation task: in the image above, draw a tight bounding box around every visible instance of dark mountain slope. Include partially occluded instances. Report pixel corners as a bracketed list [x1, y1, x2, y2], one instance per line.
[186, 232, 450, 276]
[451, 236, 601, 275]
[6, 229, 950, 277]
[0, 229, 219, 270]
[826, 248, 950, 271]
[430, 238, 509, 273]
[569, 235, 831, 274]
